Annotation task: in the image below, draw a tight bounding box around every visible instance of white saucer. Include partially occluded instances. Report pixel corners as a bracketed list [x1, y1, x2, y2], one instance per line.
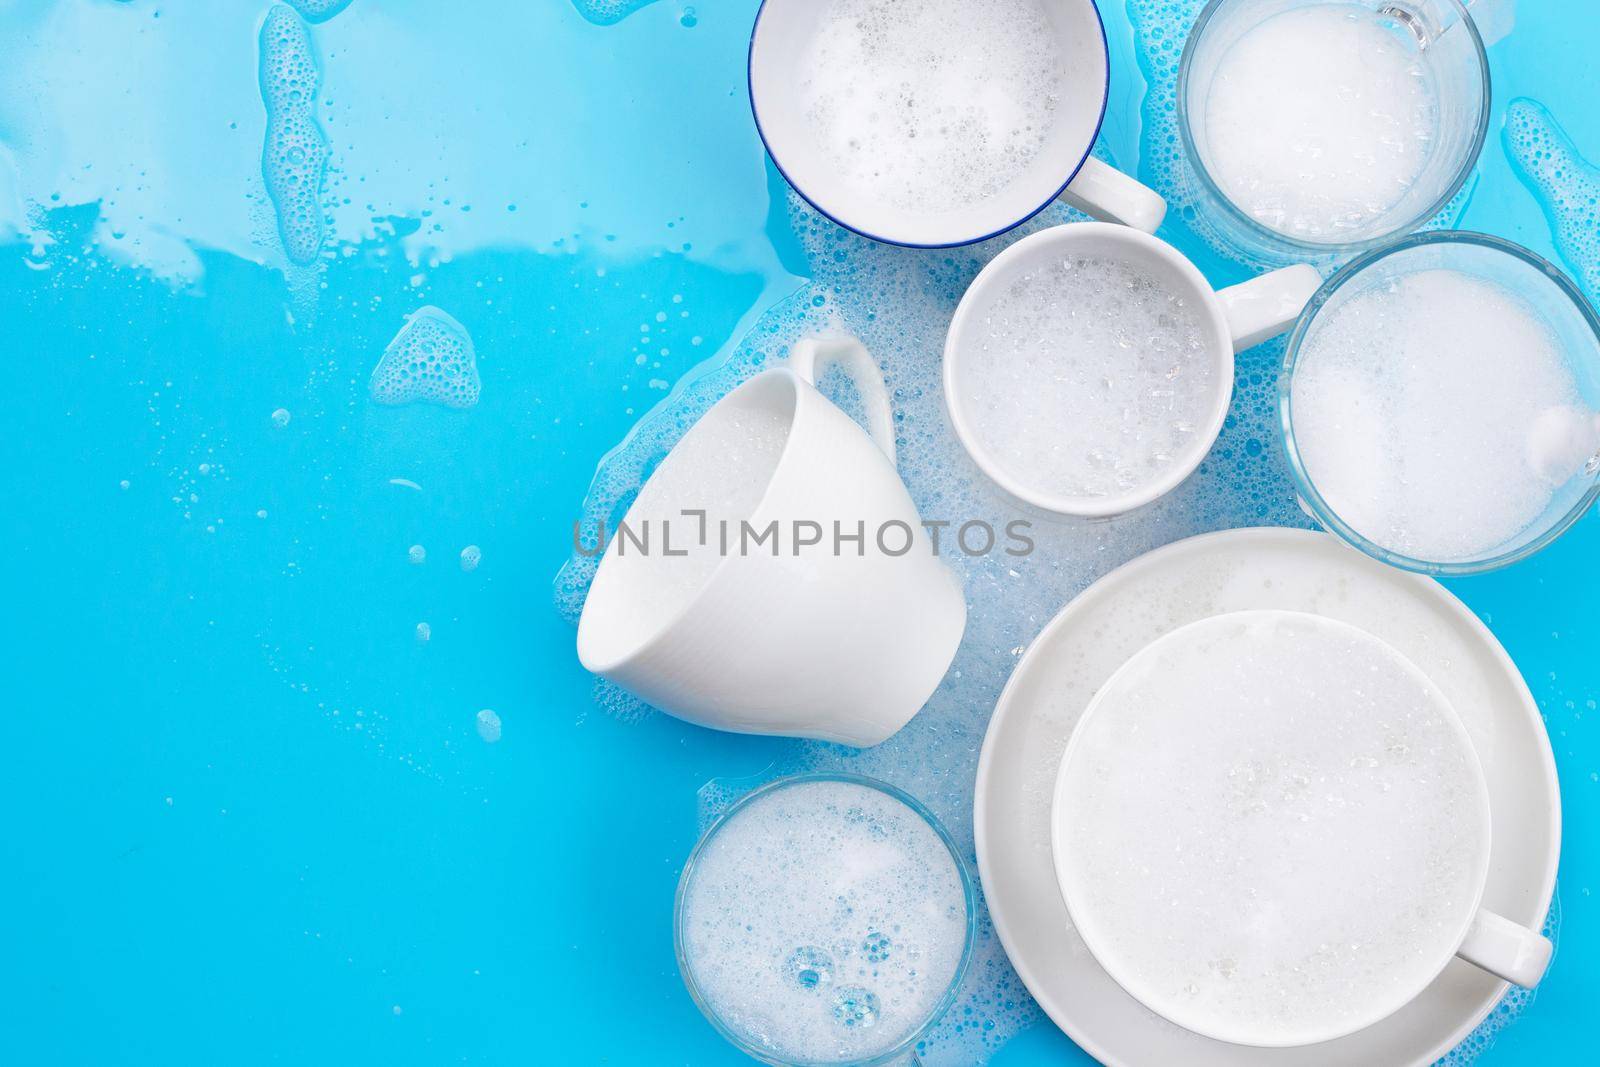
[974, 528, 1559, 1066]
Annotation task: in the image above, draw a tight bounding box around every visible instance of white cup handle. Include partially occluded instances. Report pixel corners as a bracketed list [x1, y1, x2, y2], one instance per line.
[1058, 157, 1168, 234]
[1456, 907, 1553, 988]
[789, 335, 898, 467]
[1215, 264, 1323, 352]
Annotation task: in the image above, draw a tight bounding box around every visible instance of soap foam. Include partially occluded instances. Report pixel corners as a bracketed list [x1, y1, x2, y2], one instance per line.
[1505, 98, 1600, 301]
[369, 306, 482, 409]
[799, 0, 1065, 216]
[1291, 268, 1593, 563]
[556, 189, 1301, 1063]
[679, 779, 969, 1065]
[955, 254, 1215, 500]
[1200, 4, 1439, 241]
[258, 5, 329, 267]
[1059, 612, 1487, 1045]
[286, 0, 354, 23]
[569, 0, 659, 27]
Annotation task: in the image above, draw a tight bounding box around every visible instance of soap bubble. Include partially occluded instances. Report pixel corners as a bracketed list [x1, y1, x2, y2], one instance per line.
[831, 986, 882, 1030]
[784, 945, 835, 990]
[370, 307, 481, 410]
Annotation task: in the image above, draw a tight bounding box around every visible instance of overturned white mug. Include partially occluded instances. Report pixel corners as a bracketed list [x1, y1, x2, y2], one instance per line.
[577, 336, 967, 747]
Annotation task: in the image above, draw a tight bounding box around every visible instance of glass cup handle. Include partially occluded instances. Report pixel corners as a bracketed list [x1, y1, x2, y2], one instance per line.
[789, 334, 898, 467]
[1058, 157, 1168, 234]
[1384, 0, 1514, 46]
[1215, 264, 1323, 352]
[1456, 907, 1553, 987]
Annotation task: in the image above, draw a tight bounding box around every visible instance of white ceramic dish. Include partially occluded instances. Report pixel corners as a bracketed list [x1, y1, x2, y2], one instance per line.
[974, 527, 1559, 1066]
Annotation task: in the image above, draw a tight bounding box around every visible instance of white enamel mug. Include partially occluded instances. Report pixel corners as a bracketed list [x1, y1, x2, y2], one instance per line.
[945, 222, 1322, 517]
[577, 336, 967, 748]
[748, 0, 1167, 247]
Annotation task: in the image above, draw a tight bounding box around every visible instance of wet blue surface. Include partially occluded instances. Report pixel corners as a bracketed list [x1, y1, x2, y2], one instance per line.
[0, 1, 1596, 1064]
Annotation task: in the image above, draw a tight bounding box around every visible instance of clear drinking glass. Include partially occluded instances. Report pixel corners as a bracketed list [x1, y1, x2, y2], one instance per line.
[673, 773, 977, 1067]
[1281, 232, 1600, 576]
[1178, 0, 1490, 265]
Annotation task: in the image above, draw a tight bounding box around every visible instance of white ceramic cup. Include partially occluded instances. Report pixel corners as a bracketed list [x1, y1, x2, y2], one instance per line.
[1050, 610, 1553, 1048]
[945, 222, 1322, 517]
[748, 0, 1167, 247]
[577, 335, 967, 748]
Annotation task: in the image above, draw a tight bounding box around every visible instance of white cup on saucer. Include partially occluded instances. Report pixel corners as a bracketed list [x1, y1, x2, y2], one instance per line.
[1050, 609, 1553, 1048]
[748, 0, 1167, 246]
[944, 222, 1321, 518]
[577, 335, 967, 748]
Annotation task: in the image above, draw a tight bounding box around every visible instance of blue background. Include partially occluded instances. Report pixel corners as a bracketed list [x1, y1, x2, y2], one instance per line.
[0, 1, 1595, 1063]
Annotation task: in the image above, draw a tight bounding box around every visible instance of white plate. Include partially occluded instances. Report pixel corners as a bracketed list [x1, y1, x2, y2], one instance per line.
[974, 528, 1559, 1066]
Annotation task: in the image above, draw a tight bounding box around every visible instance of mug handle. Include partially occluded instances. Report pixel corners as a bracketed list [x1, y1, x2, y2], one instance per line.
[1215, 264, 1324, 352]
[1456, 908, 1554, 988]
[1058, 157, 1169, 234]
[789, 335, 898, 467]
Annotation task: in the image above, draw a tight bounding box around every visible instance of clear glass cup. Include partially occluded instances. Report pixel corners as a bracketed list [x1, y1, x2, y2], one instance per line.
[1281, 231, 1600, 575]
[1178, 0, 1490, 265]
[674, 773, 977, 1067]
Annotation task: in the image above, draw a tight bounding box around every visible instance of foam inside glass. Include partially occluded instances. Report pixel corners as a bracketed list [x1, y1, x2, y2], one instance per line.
[1281, 231, 1600, 575]
[673, 774, 978, 1067]
[1178, 0, 1490, 262]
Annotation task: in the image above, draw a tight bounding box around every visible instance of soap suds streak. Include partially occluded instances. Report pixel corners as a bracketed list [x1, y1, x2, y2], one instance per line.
[569, 0, 661, 27]
[259, 5, 330, 266]
[286, 0, 356, 23]
[1505, 98, 1600, 302]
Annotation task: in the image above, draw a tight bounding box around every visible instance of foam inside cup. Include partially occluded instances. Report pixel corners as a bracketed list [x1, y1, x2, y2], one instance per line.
[1052, 610, 1493, 1048]
[944, 224, 1234, 516]
[1181, 0, 1489, 251]
[749, 0, 1110, 246]
[1284, 234, 1600, 571]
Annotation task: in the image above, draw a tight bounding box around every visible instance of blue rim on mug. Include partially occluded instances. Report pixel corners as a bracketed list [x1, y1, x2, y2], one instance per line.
[1280, 230, 1600, 576]
[1177, 0, 1491, 257]
[747, 0, 1114, 250]
[673, 772, 979, 1067]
